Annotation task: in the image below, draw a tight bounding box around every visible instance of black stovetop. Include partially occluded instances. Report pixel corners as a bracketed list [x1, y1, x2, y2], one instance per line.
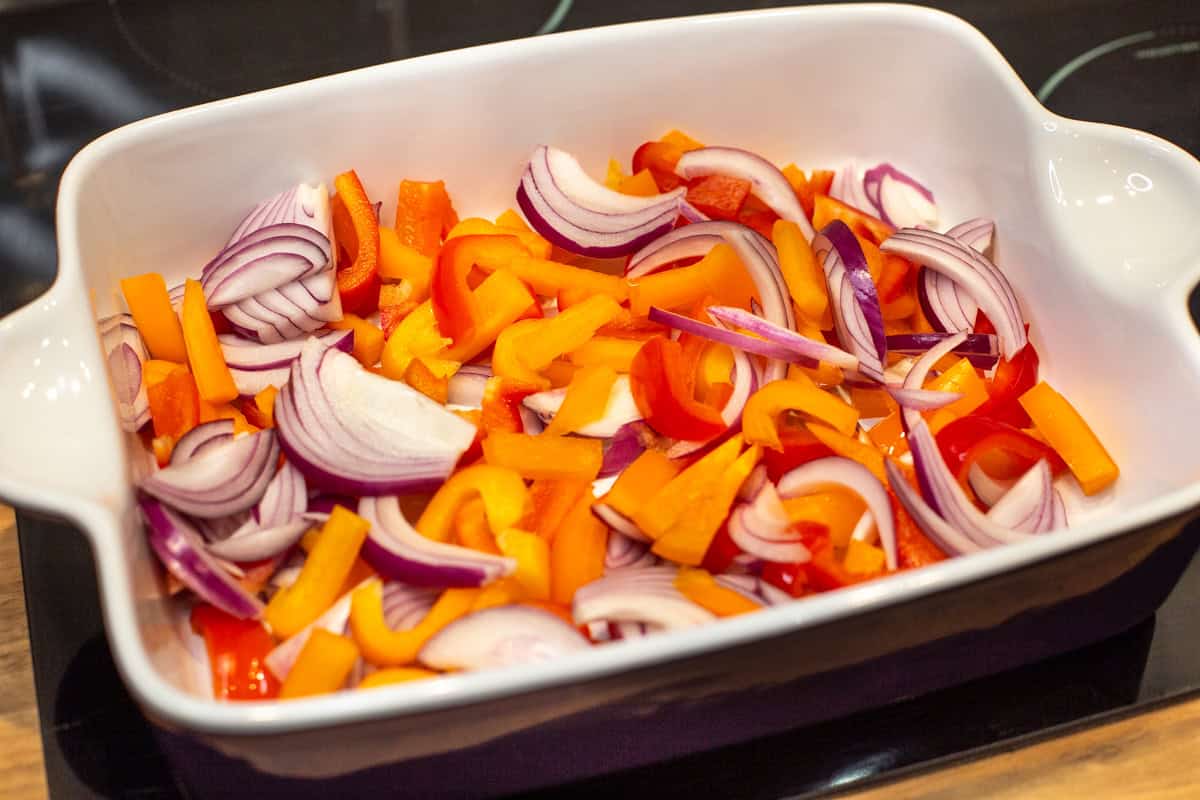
[3, 2, 1199, 798]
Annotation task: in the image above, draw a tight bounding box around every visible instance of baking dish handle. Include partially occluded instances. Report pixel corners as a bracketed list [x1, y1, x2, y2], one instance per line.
[0, 278, 128, 516]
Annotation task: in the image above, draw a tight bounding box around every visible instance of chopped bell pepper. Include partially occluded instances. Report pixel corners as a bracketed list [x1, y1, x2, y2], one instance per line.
[630, 337, 726, 441]
[402, 357, 449, 404]
[659, 129, 705, 150]
[686, 174, 751, 220]
[890, 489, 947, 569]
[812, 193, 894, 246]
[181, 279, 239, 405]
[242, 385, 277, 429]
[454, 496, 501, 554]
[633, 435, 743, 540]
[675, 567, 761, 617]
[567, 336, 644, 372]
[782, 165, 835, 220]
[805, 535, 871, 591]
[936, 415, 1068, 495]
[333, 170, 382, 315]
[439, 269, 537, 363]
[601, 449, 682, 519]
[378, 226, 434, 297]
[350, 581, 477, 666]
[265, 505, 370, 639]
[773, 219, 831, 327]
[495, 208, 532, 232]
[495, 528, 551, 601]
[544, 365, 618, 436]
[278, 629, 360, 699]
[120, 272, 189, 363]
[974, 342, 1040, 427]
[528, 478, 592, 541]
[618, 169, 661, 197]
[431, 233, 530, 345]
[357, 668, 438, 689]
[142, 358, 183, 388]
[762, 425, 836, 481]
[471, 577, 527, 611]
[1018, 381, 1119, 495]
[653, 443, 760, 565]
[479, 376, 541, 435]
[518, 294, 624, 373]
[328, 313, 386, 367]
[632, 140, 685, 191]
[867, 411, 908, 457]
[605, 158, 627, 189]
[742, 376, 860, 450]
[843, 539, 887, 576]
[151, 434, 175, 466]
[806, 422, 886, 483]
[491, 318, 552, 389]
[850, 387, 897, 419]
[190, 604, 279, 700]
[147, 365, 200, 439]
[416, 464, 531, 542]
[447, 217, 552, 260]
[377, 283, 418, 339]
[379, 300, 458, 381]
[549, 491, 608, 604]
[482, 431, 603, 482]
[877, 252, 915, 303]
[495, 256, 629, 302]
[628, 243, 755, 316]
[780, 490, 866, 548]
[787, 324, 844, 386]
[394, 179, 456, 257]
[926, 357, 990, 433]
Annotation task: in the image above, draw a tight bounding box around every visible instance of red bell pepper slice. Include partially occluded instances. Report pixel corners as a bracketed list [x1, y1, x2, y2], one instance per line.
[701, 523, 743, 575]
[332, 170, 381, 315]
[762, 425, 837, 482]
[685, 174, 751, 220]
[936, 414, 1068, 492]
[632, 140, 685, 192]
[890, 489, 947, 569]
[190, 604, 280, 701]
[394, 179, 457, 258]
[972, 341, 1039, 427]
[758, 520, 830, 597]
[630, 337, 727, 441]
[804, 534, 870, 592]
[430, 234, 527, 345]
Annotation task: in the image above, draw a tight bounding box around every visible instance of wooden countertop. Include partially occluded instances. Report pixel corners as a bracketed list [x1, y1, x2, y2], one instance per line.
[1, 507, 1197, 799]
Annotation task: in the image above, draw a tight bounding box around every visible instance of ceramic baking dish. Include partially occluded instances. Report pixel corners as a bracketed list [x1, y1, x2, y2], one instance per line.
[3, 4, 1200, 796]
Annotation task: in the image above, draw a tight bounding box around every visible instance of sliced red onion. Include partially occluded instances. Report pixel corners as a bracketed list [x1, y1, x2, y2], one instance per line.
[886, 332, 999, 369]
[713, 572, 790, 607]
[898, 331, 969, 433]
[947, 218, 995, 254]
[675, 146, 815, 240]
[573, 566, 715, 630]
[598, 422, 648, 478]
[382, 581, 440, 631]
[419, 605, 590, 671]
[256, 460, 307, 528]
[99, 313, 151, 432]
[140, 496, 263, 619]
[678, 200, 709, 223]
[517, 145, 685, 257]
[665, 344, 756, 459]
[814, 220, 887, 381]
[592, 502, 650, 543]
[447, 365, 493, 409]
[221, 328, 353, 396]
[1051, 490, 1069, 530]
[226, 273, 343, 346]
[604, 530, 660, 571]
[206, 518, 312, 562]
[885, 386, 962, 411]
[358, 495, 515, 587]
[194, 511, 252, 543]
[648, 306, 810, 365]
[140, 429, 279, 518]
[263, 580, 371, 681]
[728, 482, 812, 564]
[830, 161, 877, 216]
[778, 456, 897, 570]
[985, 461, 1055, 533]
[862, 164, 937, 229]
[276, 337, 476, 495]
[170, 419, 235, 466]
[882, 228, 1027, 359]
[522, 375, 642, 438]
[968, 464, 1013, 507]
[706, 305, 859, 370]
[885, 459, 982, 557]
[915, 217, 996, 334]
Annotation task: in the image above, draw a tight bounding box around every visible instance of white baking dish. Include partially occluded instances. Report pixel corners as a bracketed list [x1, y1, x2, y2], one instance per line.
[3, 4, 1200, 794]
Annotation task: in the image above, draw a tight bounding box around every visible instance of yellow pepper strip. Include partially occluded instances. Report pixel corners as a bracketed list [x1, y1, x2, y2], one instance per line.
[378, 226, 433, 300]
[278, 629, 360, 700]
[550, 491, 608, 604]
[403, 357, 449, 404]
[350, 581, 477, 666]
[454, 496, 501, 554]
[495, 528, 551, 601]
[446, 217, 552, 259]
[328, 313, 386, 368]
[781, 163, 806, 195]
[850, 388, 897, 420]
[357, 667, 438, 690]
[120, 272, 189, 363]
[568, 336, 647, 372]
[142, 359, 184, 388]
[743, 376, 860, 450]
[788, 323, 844, 386]
[805, 422, 886, 483]
[472, 577, 526, 611]
[633, 435, 744, 540]
[604, 158, 627, 189]
[253, 385, 277, 428]
[654, 444, 760, 565]
[601, 450, 682, 519]
[416, 464, 531, 542]
[773, 219, 831, 328]
[700, 243, 759, 310]
[843, 539, 887, 576]
[617, 169, 660, 197]
[660, 129, 705, 150]
[628, 243, 754, 316]
[925, 357, 989, 433]
[494, 256, 629, 302]
[180, 279, 239, 405]
[781, 491, 866, 548]
[265, 506, 370, 638]
[198, 398, 256, 433]
[866, 411, 908, 457]
[379, 300, 458, 380]
[441, 269, 537, 363]
[544, 365, 618, 436]
[543, 360, 578, 388]
[1019, 381, 1119, 495]
[492, 318, 552, 389]
[528, 477, 591, 541]
[675, 567, 760, 617]
[696, 342, 735, 400]
[495, 208, 531, 232]
[519, 295, 624, 372]
[482, 431, 603, 482]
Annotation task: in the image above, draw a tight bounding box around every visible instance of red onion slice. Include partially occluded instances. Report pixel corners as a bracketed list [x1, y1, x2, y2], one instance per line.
[729, 482, 812, 564]
[358, 495, 515, 588]
[382, 581, 440, 631]
[592, 502, 651, 544]
[985, 461, 1055, 533]
[713, 572, 790, 607]
[862, 163, 937, 229]
[814, 220, 887, 381]
[917, 219, 993, 334]
[99, 313, 150, 431]
[140, 429, 279, 518]
[1051, 490, 1069, 530]
[598, 422, 649, 478]
[206, 518, 312, 562]
[675, 146, 815, 240]
[707, 305, 859, 370]
[522, 375, 643, 438]
[604, 530, 660, 571]
[967, 464, 1012, 507]
[648, 306, 812, 365]
[419, 606, 590, 671]
[897, 331, 968, 433]
[170, 419, 236, 466]
[220, 328, 353, 396]
[573, 566, 715, 630]
[885, 332, 999, 369]
[831, 161, 878, 217]
[885, 459, 981, 557]
[140, 496, 264, 619]
[885, 386, 962, 411]
[446, 365, 493, 409]
[256, 460, 307, 528]
[275, 337, 476, 495]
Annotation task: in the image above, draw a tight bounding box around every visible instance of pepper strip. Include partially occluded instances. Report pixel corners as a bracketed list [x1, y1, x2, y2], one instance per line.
[278, 629, 360, 699]
[742, 376, 860, 450]
[349, 581, 477, 666]
[333, 170, 381, 315]
[415, 464, 530, 542]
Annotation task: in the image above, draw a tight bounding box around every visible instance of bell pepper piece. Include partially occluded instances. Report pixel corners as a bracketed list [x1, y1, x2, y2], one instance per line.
[780, 490, 866, 548]
[435, 271, 537, 365]
[377, 283, 417, 340]
[190, 604, 280, 701]
[181, 279, 238, 405]
[549, 491, 608, 604]
[151, 435, 175, 466]
[416, 464, 531, 542]
[349, 581, 477, 666]
[867, 411, 908, 457]
[491, 318, 552, 390]
[601, 449, 682, 519]
[333, 170, 382, 315]
[142, 358, 183, 388]
[1018, 381, 1118, 495]
[773, 220, 831, 327]
[630, 337, 726, 441]
[528, 478, 592, 541]
[618, 169, 661, 197]
[446, 217, 552, 260]
[675, 567, 761, 617]
[242, 385, 277, 429]
[378, 226, 434, 297]
[660, 129, 705, 150]
[495, 528, 551, 601]
[357, 668, 438, 689]
[471, 577, 527, 611]
[567, 336, 645, 372]
[850, 387, 897, 419]
[496, 208, 532, 232]
[686, 174, 751, 220]
[812, 193, 894, 246]
[743, 376, 860, 450]
[806, 422, 886, 483]
[402, 357, 449, 404]
[432, 234, 530, 345]
[605, 158, 627, 189]
[633, 435, 743, 540]
[787, 325, 844, 387]
[394, 179, 456, 258]
[198, 399, 256, 434]
[264, 505, 370, 638]
[454, 496, 501, 554]
[843, 539, 887, 576]
[120, 272, 188, 363]
[327, 313, 385, 367]
[278, 628, 360, 700]
[379, 300, 458, 381]
[653, 443, 760, 565]
[877, 252, 915, 303]
[627, 243, 755, 316]
[518, 295, 624, 373]
[974, 342, 1040, 428]
[695, 342, 735, 401]
[482, 431, 603, 482]
[762, 425, 837, 481]
[632, 140, 686, 192]
[803, 534, 872, 591]
[479, 376, 541, 435]
[925, 357, 990, 433]
[147, 365, 200, 439]
[936, 415, 1068, 495]
[491, 256, 629, 302]
[543, 365, 618, 436]
[890, 488, 947, 568]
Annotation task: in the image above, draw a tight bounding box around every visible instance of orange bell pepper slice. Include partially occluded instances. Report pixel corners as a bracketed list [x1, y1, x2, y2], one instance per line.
[543, 365, 618, 436]
[617, 169, 661, 197]
[773, 220, 831, 327]
[1018, 381, 1119, 495]
[652, 443, 760, 565]
[843, 539, 887, 576]
[378, 300, 458, 381]
[781, 490, 866, 549]
[630, 337, 726, 441]
[120, 272, 188, 363]
[925, 357, 989, 434]
[328, 313, 386, 368]
[489, 255, 629, 302]
[528, 478, 592, 541]
[600, 449, 682, 519]
[627, 243, 755, 316]
[350, 581, 478, 666]
[332, 170, 381, 315]
[446, 217, 552, 260]
[478, 376, 541, 435]
[394, 179, 457, 258]
[550, 491, 608, 604]
[812, 194, 894, 247]
[439, 269, 538, 363]
[686, 174, 751, 221]
[147, 365, 200, 439]
[454, 496, 501, 554]
[633, 435, 744, 540]
[416, 464, 531, 542]
[495, 528, 551, 601]
[567, 336, 645, 372]
[492, 318, 552, 389]
[431, 234, 530, 345]
[522, 295, 624, 372]
[357, 668, 438, 689]
[890, 489, 947, 569]
[482, 431, 603, 482]
[278, 629, 360, 700]
[742, 376, 860, 450]
[378, 226, 434, 296]
[675, 568, 760, 617]
[805, 422, 886, 483]
[181, 279, 238, 405]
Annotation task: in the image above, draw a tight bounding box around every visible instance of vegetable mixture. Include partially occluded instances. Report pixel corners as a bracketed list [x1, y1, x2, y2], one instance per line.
[102, 130, 1120, 701]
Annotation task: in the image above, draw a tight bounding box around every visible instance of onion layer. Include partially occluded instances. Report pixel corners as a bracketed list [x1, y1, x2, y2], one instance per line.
[573, 566, 715, 630]
[675, 146, 815, 240]
[814, 220, 887, 381]
[140, 429, 279, 518]
[419, 606, 589, 671]
[99, 314, 151, 432]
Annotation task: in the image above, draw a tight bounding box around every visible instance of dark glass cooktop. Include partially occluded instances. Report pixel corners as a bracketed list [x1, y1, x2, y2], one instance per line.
[3, 1, 1199, 797]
